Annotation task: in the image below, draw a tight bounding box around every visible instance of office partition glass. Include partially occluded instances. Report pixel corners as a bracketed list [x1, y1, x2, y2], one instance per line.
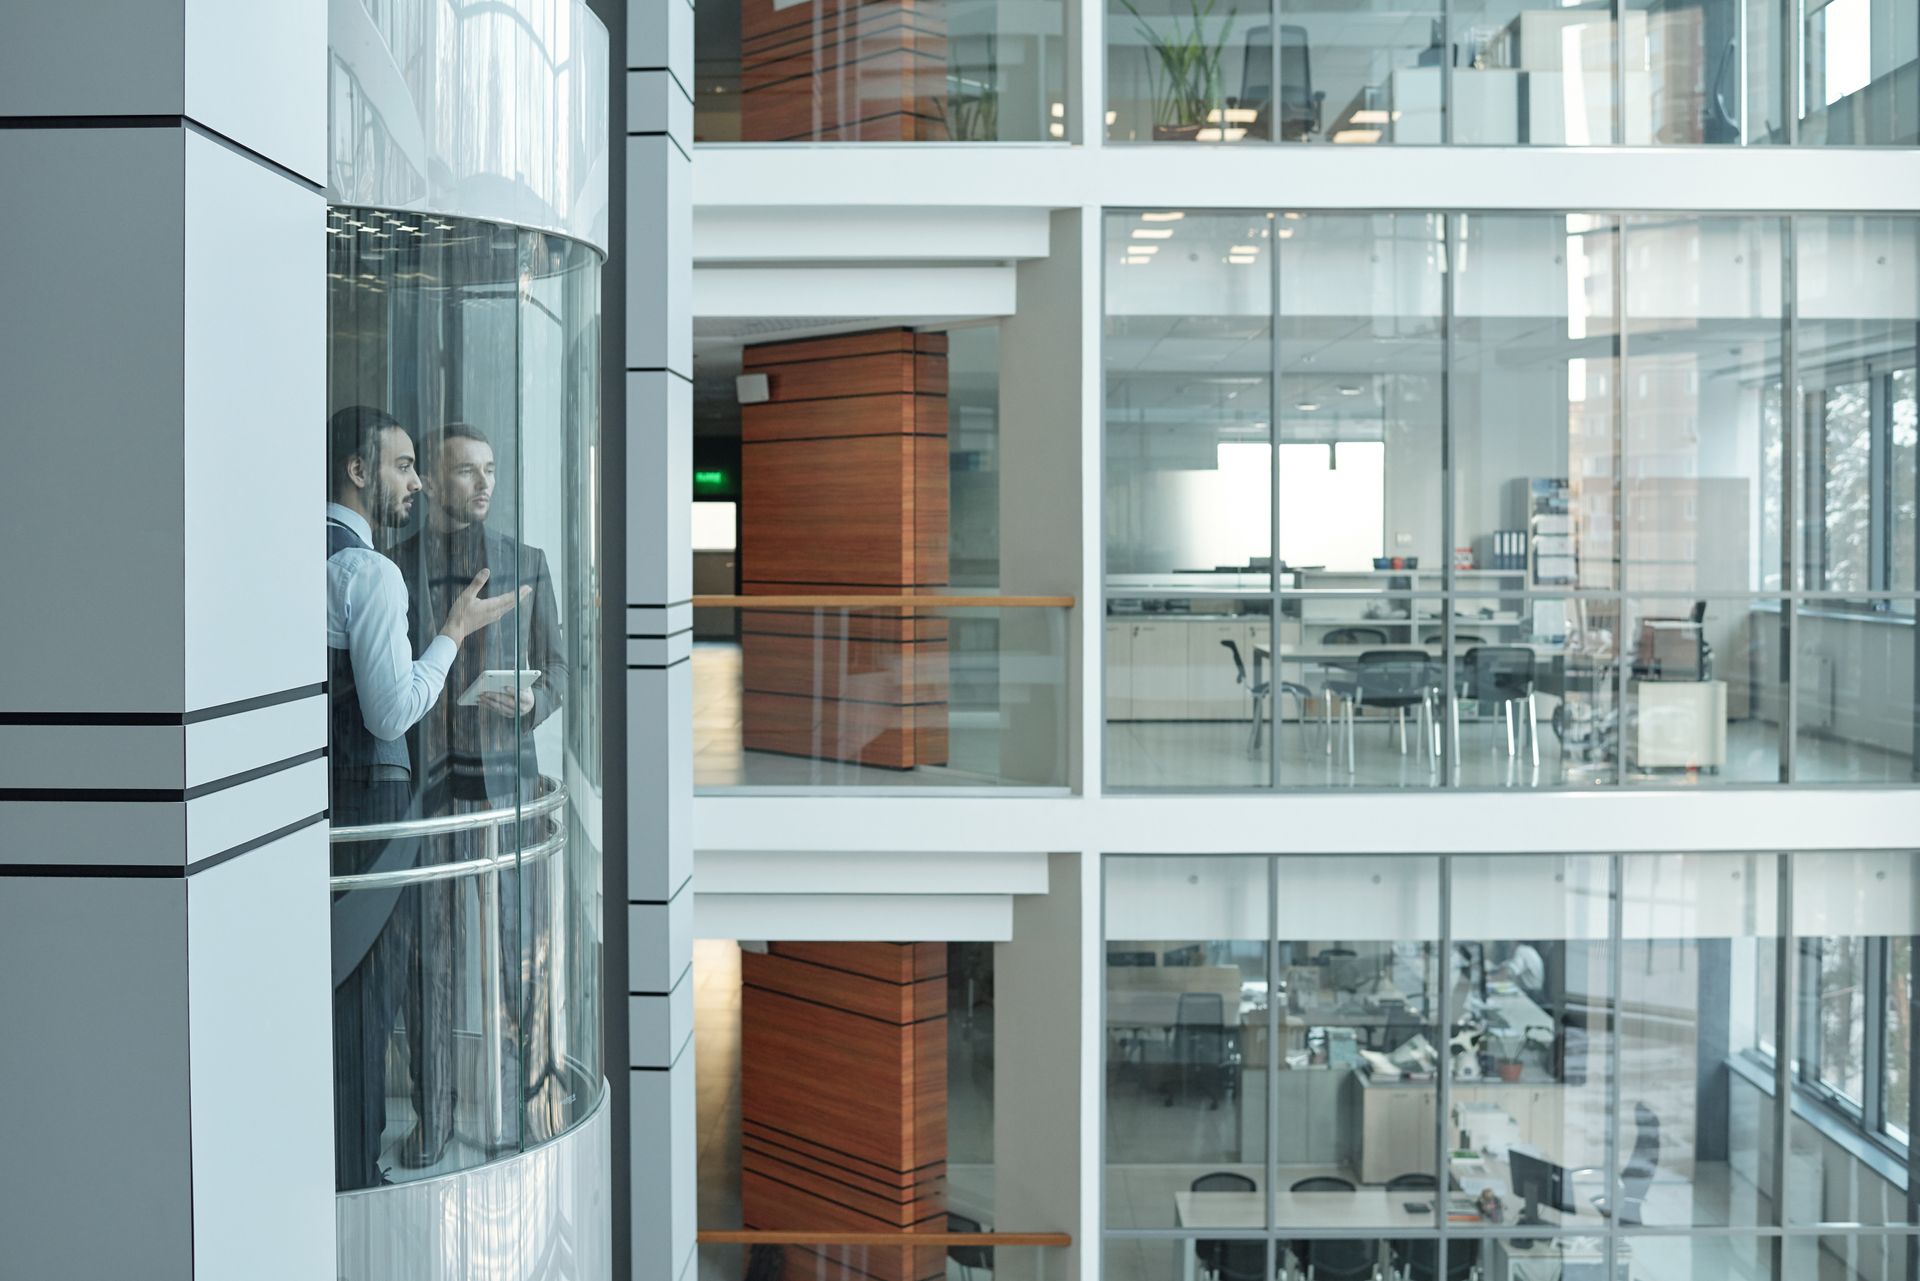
[1789, 852, 1920, 1226]
[1795, 217, 1920, 597]
[1623, 216, 1786, 596]
[1449, 855, 1615, 1236]
[1796, 0, 1920, 145]
[1626, 0, 1786, 144]
[1632, 1238, 1777, 1280]
[1619, 854, 1779, 1227]
[1785, 1234, 1917, 1280]
[1105, 0, 1266, 142]
[1269, 857, 1442, 1229]
[1450, 0, 1618, 142]
[1622, 595, 1783, 783]
[1105, 602, 1275, 789]
[1279, 0, 1445, 143]
[1793, 601, 1920, 782]
[1105, 211, 1920, 792]
[1105, 857, 1271, 1228]
[692, 0, 1070, 141]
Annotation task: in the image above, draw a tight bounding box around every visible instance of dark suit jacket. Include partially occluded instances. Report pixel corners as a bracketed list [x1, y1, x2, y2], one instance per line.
[395, 522, 567, 812]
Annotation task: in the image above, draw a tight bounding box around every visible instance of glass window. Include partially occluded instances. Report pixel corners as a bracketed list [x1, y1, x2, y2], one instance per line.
[1450, 855, 1614, 1235]
[694, 0, 1069, 141]
[1279, 0, 1445, 144]
[1629, 0, 1787, 144]
[1784, 1234, 1918, 1280]
[1790, 853, 1920, 1226]
[1623, 594, 1783, 784]
[1797, 217, 1920, 596]
[1798, 0, 1920, 144]
[1794, 601, 1920, 782]
[1105, 0, 1265, 142]
[1623, 215, 1785, 596]
[1620, 854, 1779, 1228]
[325, 210, 603, 1189]
[1105, 857, 1270, 1227]
[1452, 0, 1617, 143]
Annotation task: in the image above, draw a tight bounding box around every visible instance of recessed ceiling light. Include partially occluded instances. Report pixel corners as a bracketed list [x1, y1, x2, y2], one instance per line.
[1332, 128, 1382, 144]
[1132, 228, 1174, 239]
[1141, 211, 1185, 221]
[1339, 384, 1362, 395]
[1296, 401, 1319, 411]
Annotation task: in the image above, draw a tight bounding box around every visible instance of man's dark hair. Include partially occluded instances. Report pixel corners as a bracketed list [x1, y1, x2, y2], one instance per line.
[329, 405, 406, 491]
[421, 421, 492, 476]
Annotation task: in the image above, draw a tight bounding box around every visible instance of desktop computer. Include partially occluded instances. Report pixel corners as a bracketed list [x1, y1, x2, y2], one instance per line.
[1508, 1146, 1578, 1228]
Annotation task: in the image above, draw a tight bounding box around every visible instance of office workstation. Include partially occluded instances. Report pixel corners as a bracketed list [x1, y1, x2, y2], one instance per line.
[1103, 211, 1920, 791]
[1104, 853, 1920, 1281]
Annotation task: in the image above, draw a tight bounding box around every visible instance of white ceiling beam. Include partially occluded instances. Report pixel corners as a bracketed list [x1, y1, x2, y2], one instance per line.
[694, 264, 1017, 319]
[694, 206, 1052, 263]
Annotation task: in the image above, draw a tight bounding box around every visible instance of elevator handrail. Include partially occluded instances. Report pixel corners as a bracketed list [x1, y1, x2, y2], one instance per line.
[328, 774, 567, 845]
[692, 594, 1074, 608]
[696, 1230, 1073, 1247]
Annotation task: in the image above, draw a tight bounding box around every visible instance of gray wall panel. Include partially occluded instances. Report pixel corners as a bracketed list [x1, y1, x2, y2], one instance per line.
[181, 131, 326, 712]
[184, 0, 327, 183]
[0, 1, 186, 117]
[0, 876, 194, 1281]
[186, 822, 335, 1281]
[0, 128, 187, 714]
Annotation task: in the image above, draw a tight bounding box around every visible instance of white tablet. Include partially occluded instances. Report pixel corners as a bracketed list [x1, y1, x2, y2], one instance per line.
[457, 669, 542, 706]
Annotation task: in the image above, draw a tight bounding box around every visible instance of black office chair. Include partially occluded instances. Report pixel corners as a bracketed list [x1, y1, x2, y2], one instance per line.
[1588, 1102, 1660, 1225]
[1329, 649, 1442, 773]
[1423, 633, 1486, 646]
[1289, 1175, 1356, 1193]
[1221, 637, 1313, 758]
[1164, 991, 1230, 1109]
[1191, 1173, 1259, 1281]
[1389, 1237, 1478, 1281]
[1289, 1237, 1376, 1281]
[947, 1212, 992, 1280]
[1452, 645, 1539, 767]
[1108, 950, 1157, 967]
[1385, 1172, 1437, 1191]
[1323, 627, 1389, 646]
[745, 1243, 785, 1281]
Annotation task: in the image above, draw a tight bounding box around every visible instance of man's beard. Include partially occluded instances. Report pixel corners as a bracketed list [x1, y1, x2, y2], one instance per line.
[377, 483, 413, 527]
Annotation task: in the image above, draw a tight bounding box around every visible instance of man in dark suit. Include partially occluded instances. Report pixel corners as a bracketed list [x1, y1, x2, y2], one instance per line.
[394, 422, 569, 1166]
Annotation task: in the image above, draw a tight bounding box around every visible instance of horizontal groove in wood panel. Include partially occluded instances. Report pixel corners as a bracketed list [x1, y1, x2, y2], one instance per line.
[711, 595, 1070, 608]
[740, 618, 950, 643]
[742, 1167, 927, 1233]
[763, 353, 921, 401]
[742, 1118, 938, 1183]
[744, 950, 944, 1022]
[743, 396, 915, 444]
[743, 45, 949, 98]
[771, 940, 918, 983]
[742, 1134, 939, 1200]
[700, 1232, 1072, 1247]
[742, 1153, 940, 1225]
[742, 328, 916, 367]
[742, 981, 947, 1029]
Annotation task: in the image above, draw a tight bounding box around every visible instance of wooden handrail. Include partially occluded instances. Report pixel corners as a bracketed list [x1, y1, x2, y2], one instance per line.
[696, 1231, 1072, 1247]
[693, 594, 1074, 609]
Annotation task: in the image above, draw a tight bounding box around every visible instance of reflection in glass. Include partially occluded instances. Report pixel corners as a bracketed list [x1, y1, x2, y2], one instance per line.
[325, 208, 602, 1189]
[693, 0, 1069, 141]
[1623, 216, 1784, 596]
[1624, 596, 1781, 784]
[1790, 853, 1920, 1226]
[1627, 0, 1785, 144]
[1281, 0, 1444, 143]
[1450, 855, 1614, 1235]
[1792, 600, 1920, 782]
[1451, 0, 1617, 142]
[1106, 0, 1268, 142]
[1797, 0, 1920, 145]
[1105, 857, 1269, 1228]
[1271, 858, 1442, 1229]
[1796, 217, 1920, 596]
[1619, 854, 1778, 1227]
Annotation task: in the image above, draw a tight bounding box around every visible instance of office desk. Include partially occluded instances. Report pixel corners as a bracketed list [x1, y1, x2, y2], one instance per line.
[1105, 966, 1252, 1030]
[1490, 1234, 1631, 1280]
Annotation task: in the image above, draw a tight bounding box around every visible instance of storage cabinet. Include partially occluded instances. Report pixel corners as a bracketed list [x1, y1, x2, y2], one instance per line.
[1105, 620, 1133, 720]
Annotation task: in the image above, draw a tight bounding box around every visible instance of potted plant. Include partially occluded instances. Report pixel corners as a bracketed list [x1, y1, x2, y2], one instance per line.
[1120, 0, 1238, 142]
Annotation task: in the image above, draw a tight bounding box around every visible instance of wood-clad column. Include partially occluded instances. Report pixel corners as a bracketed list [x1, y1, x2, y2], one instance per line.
[739, 0, 949, 141]
[740, 943, 947, 1281]
[741, 328, 950, 769]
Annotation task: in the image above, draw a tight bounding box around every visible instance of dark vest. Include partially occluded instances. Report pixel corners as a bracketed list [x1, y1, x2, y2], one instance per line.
[328, 518, 410, 778]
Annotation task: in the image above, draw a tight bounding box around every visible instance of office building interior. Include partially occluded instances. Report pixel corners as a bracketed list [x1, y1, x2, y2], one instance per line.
[1104, 851, 1920, 1281]
[1104, 210, 1920, 791]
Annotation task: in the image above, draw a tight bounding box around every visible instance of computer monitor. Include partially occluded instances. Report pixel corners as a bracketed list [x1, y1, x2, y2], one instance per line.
[1508, 1147, 1577, 1225]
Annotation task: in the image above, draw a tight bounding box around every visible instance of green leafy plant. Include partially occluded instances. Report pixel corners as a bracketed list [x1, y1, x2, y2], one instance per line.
[1121, 0, 1237, 132]
[940, 36, 1003, 142]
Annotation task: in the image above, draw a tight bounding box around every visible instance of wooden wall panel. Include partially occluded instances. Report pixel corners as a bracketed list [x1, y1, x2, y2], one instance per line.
[740, 943, 948, 1281]
[739, 0, 949, 142]
[741, 328, 949, 769]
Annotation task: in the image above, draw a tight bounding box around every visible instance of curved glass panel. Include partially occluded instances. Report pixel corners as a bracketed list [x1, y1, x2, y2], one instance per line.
[324, 208, 602, 1190]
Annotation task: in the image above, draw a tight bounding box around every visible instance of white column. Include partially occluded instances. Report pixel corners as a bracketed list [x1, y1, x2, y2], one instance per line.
[625, 0, 698, 1278]
[0, 5, 333, 1281]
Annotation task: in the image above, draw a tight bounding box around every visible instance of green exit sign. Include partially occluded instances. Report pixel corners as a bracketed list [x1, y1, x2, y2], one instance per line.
[693, 469, 729, 493]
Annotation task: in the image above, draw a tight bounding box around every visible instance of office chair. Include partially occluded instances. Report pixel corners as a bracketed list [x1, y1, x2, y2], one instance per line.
[1289, 1176, 1357, 1193]
[1389, 1237, 1478, 1281]
[1108, 950, 1157, 967]
[1423, 633, 1486, 646]
[1221, 638, 1314, 757]
[947, 1212, 992, 1280]
[1328, 650, 1442, 773]
[1324, 627, 1389, 646]
[1385, 1172, 1437, 1191]
[1585, 1102, 1660, 1225]
[1164, 991, 1230, 1109]
[1451, 646, 1539, 767]
[1190, 1173, 1259, 1280]
[1289, 1236, 1376, 1281]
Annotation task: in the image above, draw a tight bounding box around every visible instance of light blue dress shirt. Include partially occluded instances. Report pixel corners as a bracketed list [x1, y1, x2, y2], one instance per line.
[326, 502, 457, 741]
